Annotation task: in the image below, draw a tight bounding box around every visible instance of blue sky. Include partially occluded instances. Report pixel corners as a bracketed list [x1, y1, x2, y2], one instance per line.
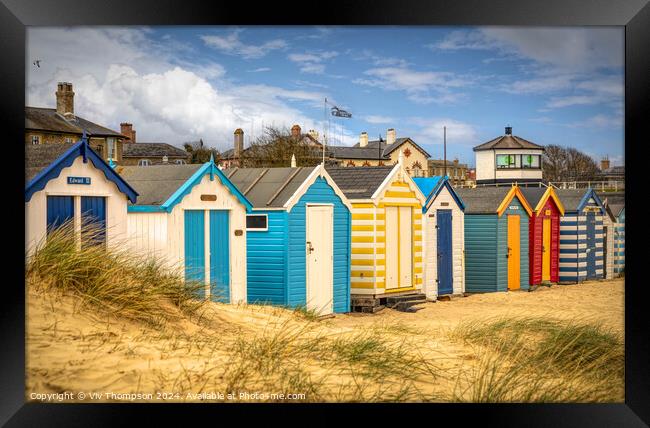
[27, 26, 624, 166]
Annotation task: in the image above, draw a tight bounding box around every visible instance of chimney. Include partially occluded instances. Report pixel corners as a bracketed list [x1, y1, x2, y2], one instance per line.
[359, 132, 368, 147]
[120, 123, 136, 143]
[386, 128, 396, 145]
[600, 157, 610, 171]
[308, 129, 320, 142]
[291, 124, 301, 138]
[454, 158, 459, 165]
[56, 82, 74, 119]
[505, 126, 512, 135]
[234, 128, 244, 158]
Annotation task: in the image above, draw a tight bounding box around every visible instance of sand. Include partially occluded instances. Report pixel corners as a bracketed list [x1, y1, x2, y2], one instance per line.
[26, 278, 624, 403]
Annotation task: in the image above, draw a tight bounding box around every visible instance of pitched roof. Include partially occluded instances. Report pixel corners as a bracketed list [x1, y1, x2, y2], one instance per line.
[555, 188, 605, 213]
[455, 187, 515, 214]
[25, 142, 77, 182]
[473, 134, 544, 152]
[413, 176, 465, 211]
[122, 142, 190, 158]
[327, 145, 393, 160]
[25, 136, 138, 203]
[325, 166, 394, 199]
[519, 187, 548, 208]
[25, 107, 123, 138]
[117, 164, 202, 205]
[520, 187, 564, 215]
[608, 203, 625, 218]
[224, 166, 317, 208]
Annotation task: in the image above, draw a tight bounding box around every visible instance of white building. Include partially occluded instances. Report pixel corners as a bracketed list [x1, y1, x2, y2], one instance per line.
[474, 126, 544, 185]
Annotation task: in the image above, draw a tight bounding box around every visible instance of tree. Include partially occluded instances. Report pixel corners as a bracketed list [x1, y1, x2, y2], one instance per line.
[240, 126, 324, 168]
[542, 145, 600, 182]
[183, 139, 221, 164]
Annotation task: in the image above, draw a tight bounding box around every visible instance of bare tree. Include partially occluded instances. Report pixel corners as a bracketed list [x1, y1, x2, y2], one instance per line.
[240, 126, 323, 168]
[543, 145, 600, 182]
[183, 139, 221, 164]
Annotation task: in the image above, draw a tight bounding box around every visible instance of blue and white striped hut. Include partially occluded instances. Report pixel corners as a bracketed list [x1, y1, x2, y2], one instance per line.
[609, 203, 625, 276]
[555, 189, 607, 282]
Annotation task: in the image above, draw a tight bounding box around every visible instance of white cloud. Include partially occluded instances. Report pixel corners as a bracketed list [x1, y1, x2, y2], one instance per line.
[363, 115, 395, 124]
[565, 114, 623, 129]
[247, 67, 271, 73]
[201, 29, 287, 59]
[287, 51, 338, 74]
[27, 28, 326, 151]
[411, 118, 481, 148]
[353, 66, 473, 104]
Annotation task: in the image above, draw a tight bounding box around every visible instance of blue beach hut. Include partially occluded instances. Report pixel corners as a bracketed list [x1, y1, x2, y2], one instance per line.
[225, 164, 352, 315]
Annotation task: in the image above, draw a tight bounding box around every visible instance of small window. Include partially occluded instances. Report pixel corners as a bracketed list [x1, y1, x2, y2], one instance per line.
[107, 137, 116, 161]
[138, 159, 151, 167]
[175, 159, 186, 165]
[522, 154, 541, 169]
[246, 214, 268, 231]
[496, 154, 520, 169]
[64, 137, 73, 144]
[31, 135, 40, 145]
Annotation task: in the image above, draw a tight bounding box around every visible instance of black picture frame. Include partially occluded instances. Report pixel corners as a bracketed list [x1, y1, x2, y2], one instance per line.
[2, 0, 648, 425]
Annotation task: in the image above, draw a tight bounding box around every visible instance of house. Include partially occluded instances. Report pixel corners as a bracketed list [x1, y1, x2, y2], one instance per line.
[220, 125, 322, 168]
[25, 133, 138, 256]
[326, 153, 427, 311]
[473, 126, 545, 185]
[224, 164, 352, 315]
[455, 186, 533, 292]
[555, 189, 606, 283]
[26, 82, 126, 164]
[427, 158, 470, 186]
[412, 176, 466, 300]
[118, 123, 191, 166]
[118, 156, 252, 303]
[328, 128, 431, 177]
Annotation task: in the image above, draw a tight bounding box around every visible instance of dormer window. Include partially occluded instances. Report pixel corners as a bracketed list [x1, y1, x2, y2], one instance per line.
[138, 159, 150, 167]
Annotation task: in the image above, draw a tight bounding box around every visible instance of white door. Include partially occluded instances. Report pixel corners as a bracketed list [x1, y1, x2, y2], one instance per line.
[385, 206, 399, 290]
[399, 206, 413, 288]
[306, 205, 334, 315]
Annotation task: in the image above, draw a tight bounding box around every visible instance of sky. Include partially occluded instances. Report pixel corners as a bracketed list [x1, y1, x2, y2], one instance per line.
[26, 26, 624, 167]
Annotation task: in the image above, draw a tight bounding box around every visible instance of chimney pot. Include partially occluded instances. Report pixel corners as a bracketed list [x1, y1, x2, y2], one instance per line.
[386, 128, 396, 145]
[55, 81, 74, 118]
[359, 132, 368, 147]
[291, 124, 301, 138]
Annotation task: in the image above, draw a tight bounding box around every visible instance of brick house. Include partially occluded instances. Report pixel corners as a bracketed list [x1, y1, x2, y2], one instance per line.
[25, 82, 125, 164]
[119, 123, 191, 166]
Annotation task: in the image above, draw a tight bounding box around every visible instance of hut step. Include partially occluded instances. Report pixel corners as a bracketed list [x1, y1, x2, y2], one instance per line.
[386, 293, 427, 306]
[393, 299, 427, 312]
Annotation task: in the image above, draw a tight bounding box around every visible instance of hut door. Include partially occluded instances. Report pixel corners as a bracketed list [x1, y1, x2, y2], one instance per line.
[586, 211, 597, 279]
[398, 206, 413, 288]
[507, 215, 521, 290]
[209, 210, 230, 303]
[436, 209, 453, 295]
[46, 195, 74, 236]
[385, 207, 399, 290]
[80, 196, 106, 248]
[184, 210, 206, 299]
[306, 205, 333, 315]
[542, 217, 551, 281]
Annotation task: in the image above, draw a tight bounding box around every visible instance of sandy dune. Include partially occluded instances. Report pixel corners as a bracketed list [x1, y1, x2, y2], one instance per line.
[26, 278, 624, 403]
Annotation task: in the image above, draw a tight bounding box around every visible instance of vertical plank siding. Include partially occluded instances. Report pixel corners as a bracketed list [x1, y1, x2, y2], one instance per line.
[465, 215, 499, 292]
[613, 209, 625, 275]
[528, 198, 561, 285]
[502, 197, 530, 290]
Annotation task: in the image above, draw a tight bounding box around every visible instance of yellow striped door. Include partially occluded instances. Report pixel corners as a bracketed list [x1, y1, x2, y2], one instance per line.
[398, 206, 412, 288]
[385, 207, 399, 289]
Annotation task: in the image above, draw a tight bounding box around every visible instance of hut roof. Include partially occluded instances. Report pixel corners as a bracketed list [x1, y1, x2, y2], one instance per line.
[455, 187, 513, 214]
[117, 164, 203, 205]
[324, 166, 394, 199]
[224, 167, 317, 208]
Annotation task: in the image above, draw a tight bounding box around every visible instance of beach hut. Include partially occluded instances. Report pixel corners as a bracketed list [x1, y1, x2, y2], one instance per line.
[520, 187, 565, 286]
[25, 134, 138, 256]
[611, 204, 625, 276]
[412, 176, 466, 300]
[326, 155, 427, 311]
[118, 156, 252, 303]
[555, 189, 606, 283]
[224, 164, 352, 315]
[455, 186, 533, 292]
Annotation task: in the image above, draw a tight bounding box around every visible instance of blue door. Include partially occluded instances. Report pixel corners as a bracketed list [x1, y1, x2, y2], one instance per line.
[436, 209, 453, 295]
[81, 196, 106, 248]
[184, 210, 205, 298]
[209, 210, 230, 303]
[46, 196, 74, 235]
[585, 211, 597, 279]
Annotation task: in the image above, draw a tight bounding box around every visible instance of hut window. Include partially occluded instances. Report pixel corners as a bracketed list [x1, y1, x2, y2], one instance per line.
[496, 154, 520, 169]
[246, 214, 268, 231]
[522, 154, 541, 169]
[138, 159, 151, 167]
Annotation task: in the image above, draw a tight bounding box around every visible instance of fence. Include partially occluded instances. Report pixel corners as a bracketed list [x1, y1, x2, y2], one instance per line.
[457, 180, 625, 192]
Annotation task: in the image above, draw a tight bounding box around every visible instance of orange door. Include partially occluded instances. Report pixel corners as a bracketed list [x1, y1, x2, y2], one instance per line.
[507, 215, 520, 290]
[542, 218, 551, 281]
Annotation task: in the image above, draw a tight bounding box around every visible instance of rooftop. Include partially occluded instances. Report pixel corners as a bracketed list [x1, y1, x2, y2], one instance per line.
[25, 106, 123, 138]
[122, 142, 190, 158]
[325, 166, 394, 199]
